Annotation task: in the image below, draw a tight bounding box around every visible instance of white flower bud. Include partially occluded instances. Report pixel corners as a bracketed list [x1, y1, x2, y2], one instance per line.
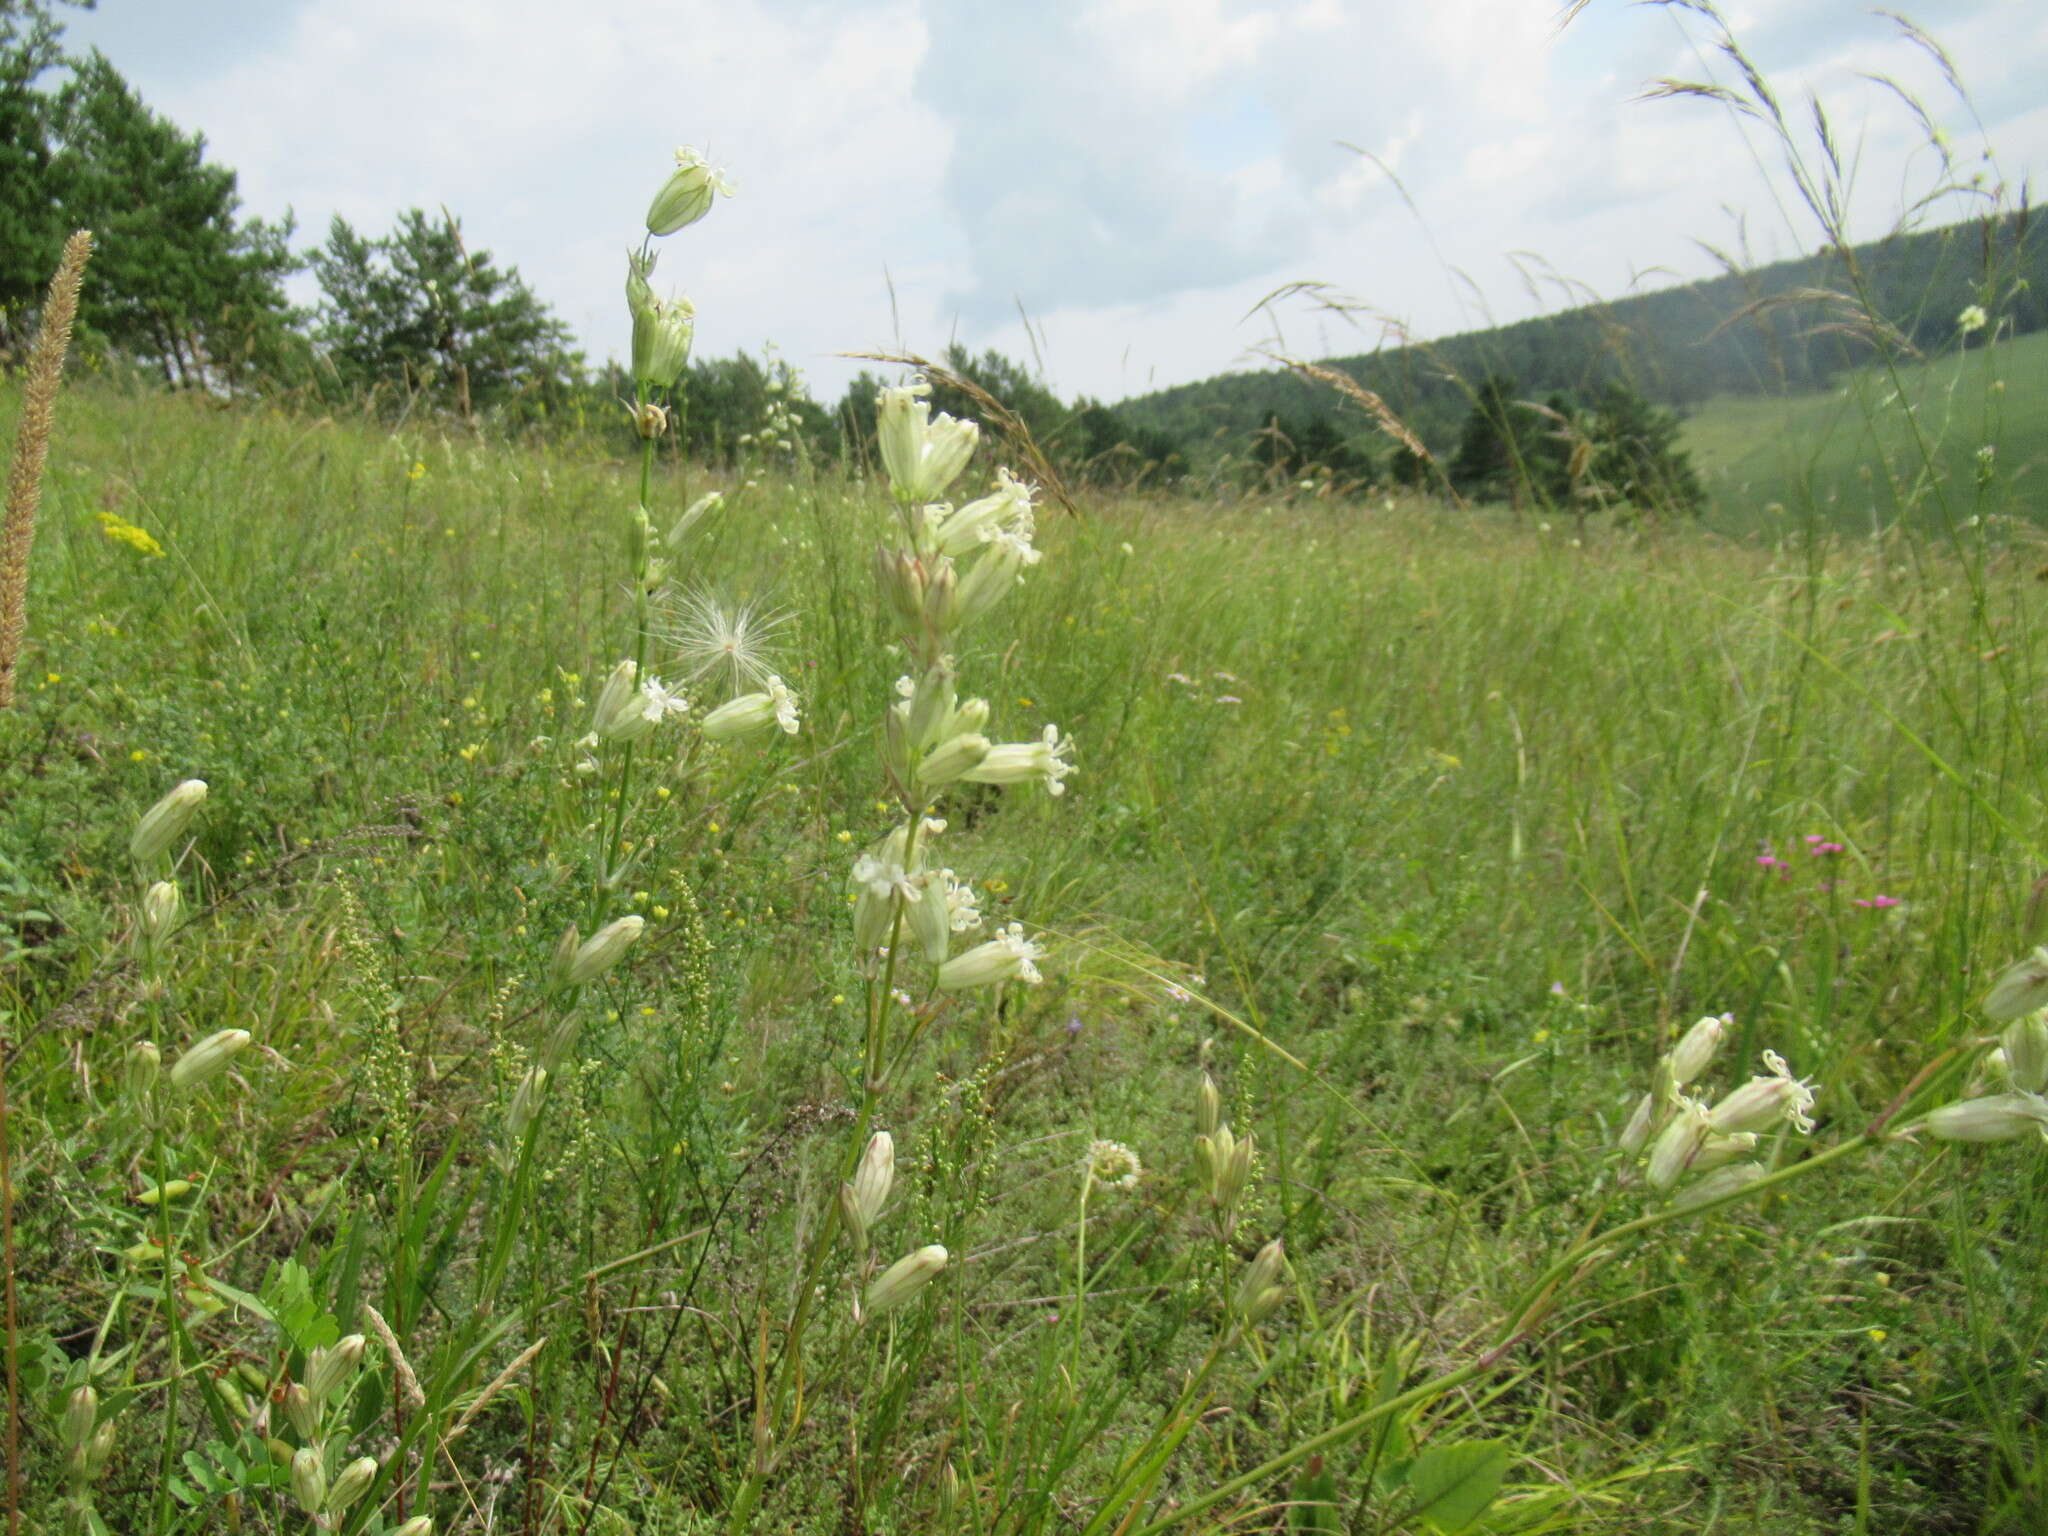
[62, 1386, 97, 1452]
[168, 1029, 251, 1091]
[284, 1381, 321, 1441]
[1196, 1073, 1222, 1138]
[305, 1334, 365, 1407]
[631, 289, 695, 389]
[565, 916, 644, 986]
[847, 1132, 894, 1233]
[290, 1446, 327, 1515]
[1234, 1239, 1286, 1316]
[700, 676, 800, 740]
[1984, 947, 2048, 1021]
[140, 880, 182, 947]
[917, 731, 990, 788]
[960, 724, 1075, 797]
[909, 870, 953, 963]
[1924, 1092, 2048, 1142]
[1644, 1102, 1709, 1190]
[874, 545, 927, 627]
[863, 1243, 948, 1318]
[1671, 1162, 1766, 1211]
[668, 491, 723, 549]
[875, 381, 978, 503]
[1617, 1091, 1659, 1154]
[130, 779, 207, 863]
[646, 146, 733, 235]
[1667, 1015, 1727, 1088]
[124, 1040, 161, 1104]
[507, 1066, 548, 1142]
[325, 1455, 378, 1515]
[2000, 1013, 2048, 1094]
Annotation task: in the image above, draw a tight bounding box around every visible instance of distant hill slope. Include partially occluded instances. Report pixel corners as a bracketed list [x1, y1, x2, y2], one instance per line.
[1680, 322, 2048, 534]
[1117, 211, 2042, 462]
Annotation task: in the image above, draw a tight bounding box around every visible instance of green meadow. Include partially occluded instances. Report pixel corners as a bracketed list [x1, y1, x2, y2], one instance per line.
[5, 365, 2048, 1534]
[1685, 326, 2046, 537]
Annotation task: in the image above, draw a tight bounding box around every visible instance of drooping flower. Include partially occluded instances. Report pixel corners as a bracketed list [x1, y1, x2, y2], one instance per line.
[1706, 1050, 1816, 1136]
[936, 921, 1045, 990]
[961, 723, 1074, 796]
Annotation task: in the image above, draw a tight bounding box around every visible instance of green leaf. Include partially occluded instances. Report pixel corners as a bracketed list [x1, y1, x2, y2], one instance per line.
[1405, 1440, 1511, 1534]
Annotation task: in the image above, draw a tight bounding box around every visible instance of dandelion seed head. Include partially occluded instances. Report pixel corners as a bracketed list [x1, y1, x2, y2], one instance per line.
[659, 587, 792, 693]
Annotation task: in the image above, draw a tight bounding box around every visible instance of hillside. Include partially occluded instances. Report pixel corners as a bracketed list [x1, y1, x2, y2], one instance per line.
[1117, 211, 2043, 465]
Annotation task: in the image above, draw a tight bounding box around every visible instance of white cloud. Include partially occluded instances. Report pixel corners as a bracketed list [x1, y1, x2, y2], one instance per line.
[57, 0, 2048, 407]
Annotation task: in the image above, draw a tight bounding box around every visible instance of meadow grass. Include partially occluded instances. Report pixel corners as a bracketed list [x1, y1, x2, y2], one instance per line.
[3, 371, 2046, 1534]
[1683, 324, 2046, 538]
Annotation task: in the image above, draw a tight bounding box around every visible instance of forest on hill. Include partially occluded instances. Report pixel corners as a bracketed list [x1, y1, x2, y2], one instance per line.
[1117, 210, 2042, 479]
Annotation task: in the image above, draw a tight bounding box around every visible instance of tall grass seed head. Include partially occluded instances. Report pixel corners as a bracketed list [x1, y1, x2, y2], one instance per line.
[2000, 1012, 2048, 1093]
[168, 1027, 251, 1091]
[1706, 1050, 1817, 1136]
[130, 777, 207, 862]
[646, 145, 734, 236]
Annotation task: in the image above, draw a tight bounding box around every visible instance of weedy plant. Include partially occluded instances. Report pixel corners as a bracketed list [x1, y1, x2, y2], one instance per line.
[8, 21, 2048, 1534]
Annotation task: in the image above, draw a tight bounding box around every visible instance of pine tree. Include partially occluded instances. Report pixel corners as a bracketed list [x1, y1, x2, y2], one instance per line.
[44, 49, 296, 387]
[310, 208, 580, 422]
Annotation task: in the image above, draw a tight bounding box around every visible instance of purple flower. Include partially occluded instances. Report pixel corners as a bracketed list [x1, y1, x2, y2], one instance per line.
[1549, 981, 1567, 996]
[1855, 894, 1902, 909]
[1065, 1014, 1084, 1037]
[1809, 841, 1844, 857]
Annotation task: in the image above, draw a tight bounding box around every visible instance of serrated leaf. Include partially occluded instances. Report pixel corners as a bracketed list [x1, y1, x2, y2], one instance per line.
[1405, 1439, 1511, 1534]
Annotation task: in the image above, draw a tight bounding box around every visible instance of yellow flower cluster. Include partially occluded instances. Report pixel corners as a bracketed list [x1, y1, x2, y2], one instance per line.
[95, 511, 164, 558]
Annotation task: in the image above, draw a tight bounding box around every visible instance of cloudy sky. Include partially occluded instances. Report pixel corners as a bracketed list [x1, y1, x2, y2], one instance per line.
[57, 0, 2047, 405]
